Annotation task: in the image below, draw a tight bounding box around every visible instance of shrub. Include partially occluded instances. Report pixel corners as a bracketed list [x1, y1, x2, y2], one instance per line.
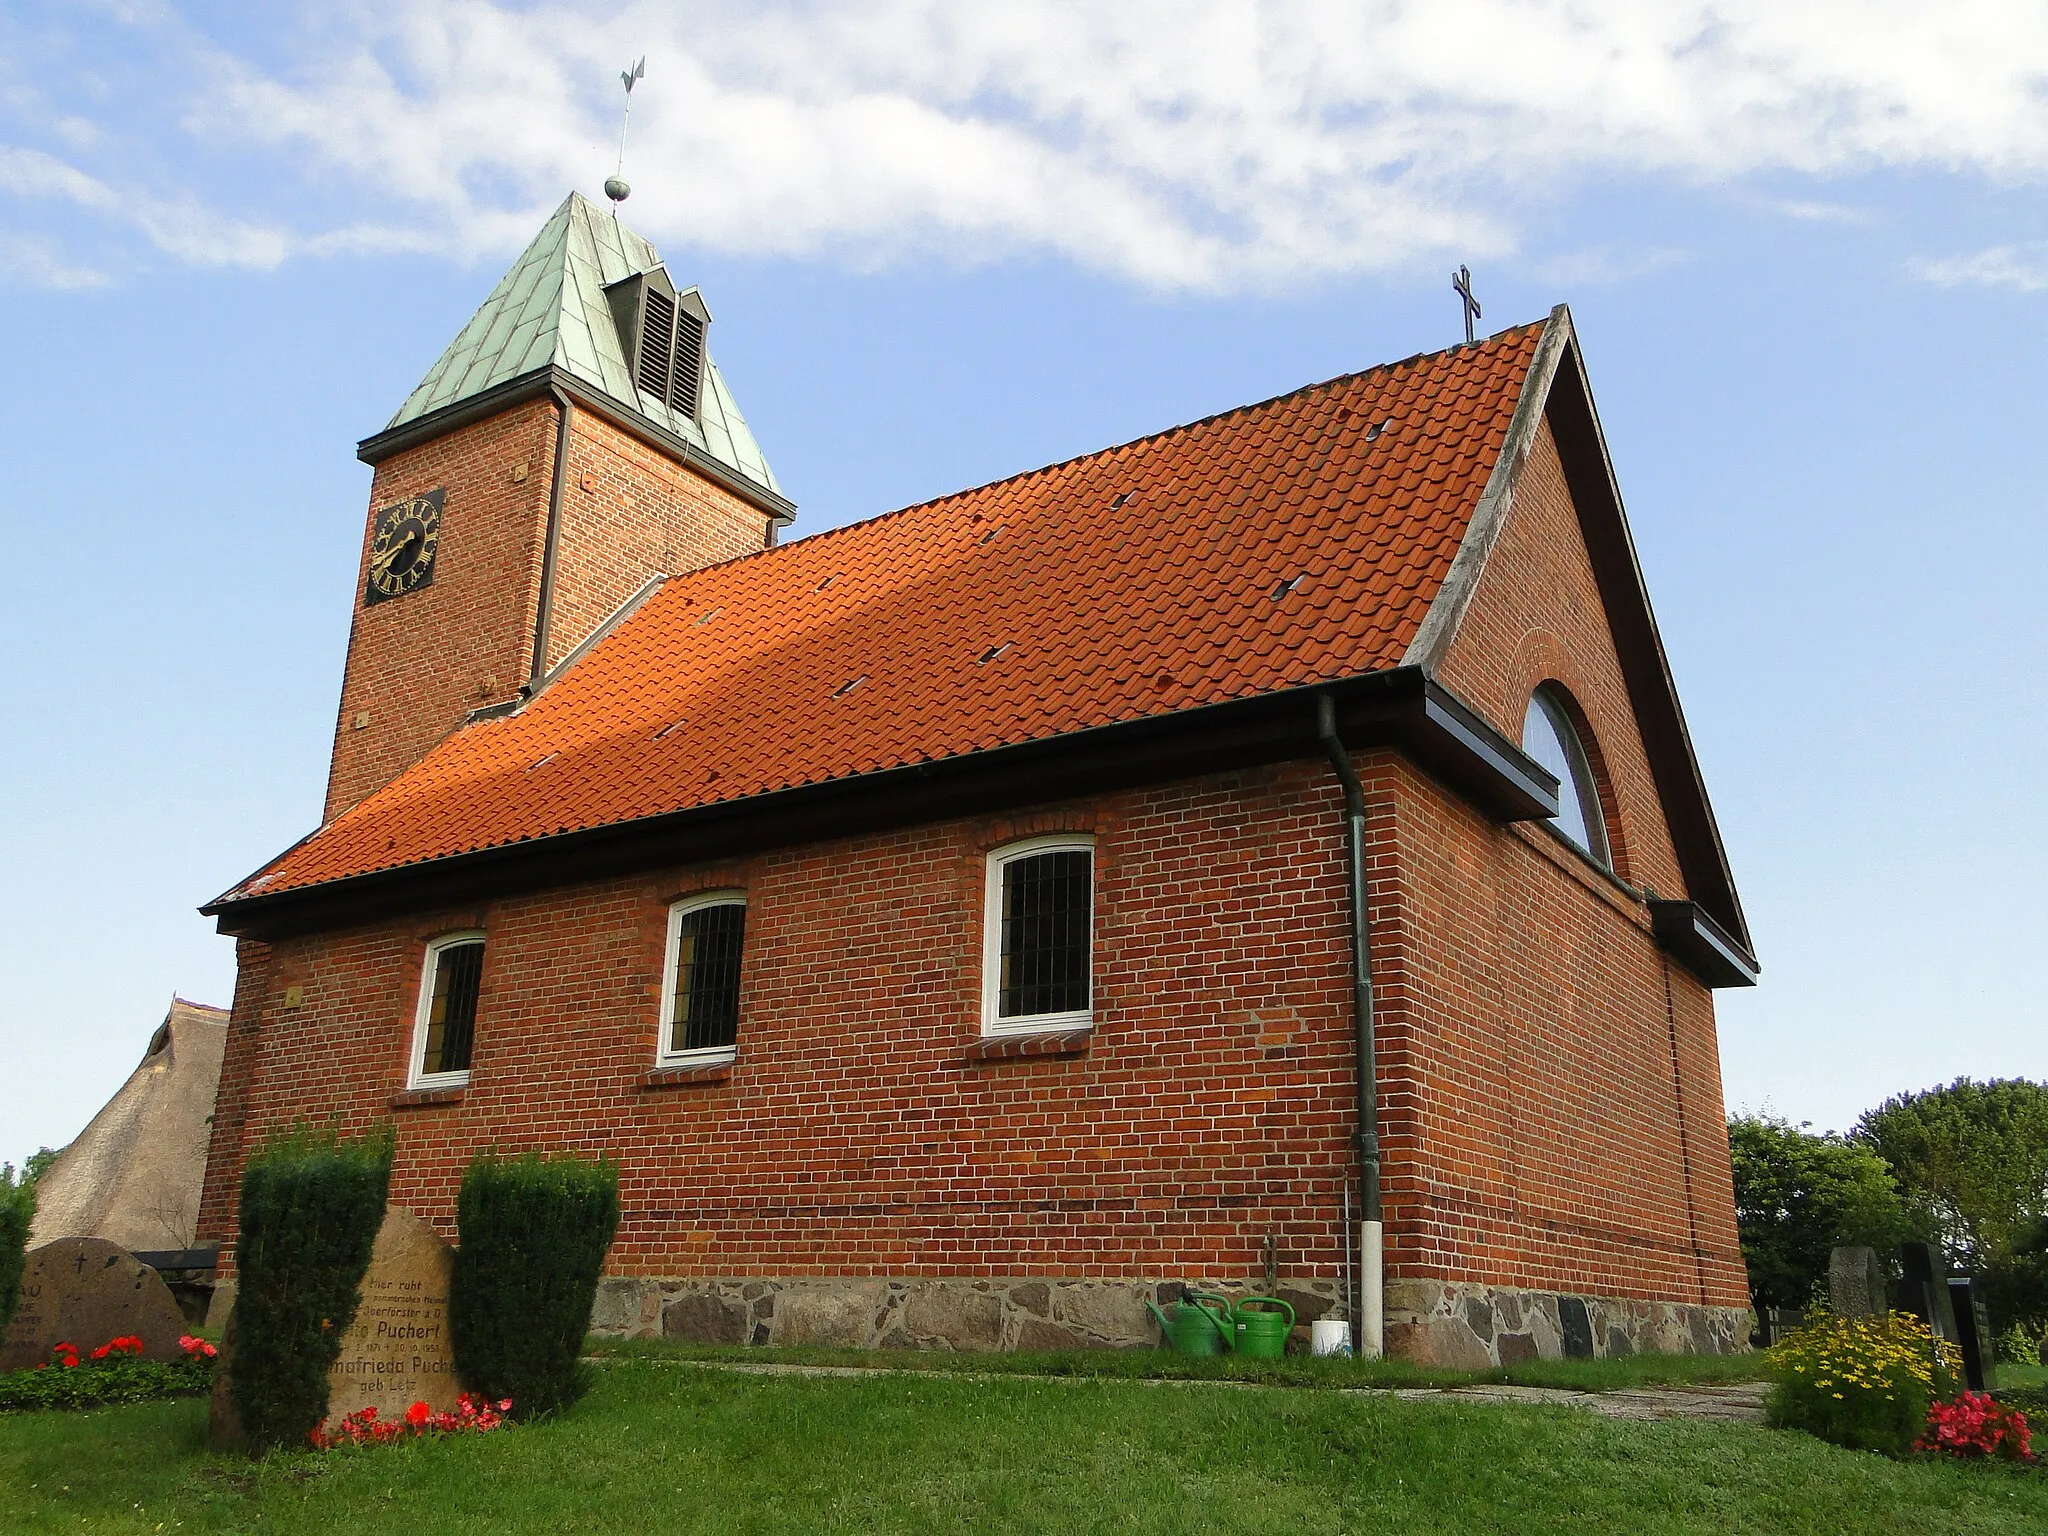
[452, 1150, 619, 1419]
[1997, 1321, 2044, 1366]
[229, 1123, 393, 1452]
[0, 1163, 34, 1333]
[1916, 1391, 2033, 1461]
[1766, 1311, 1959, 1455]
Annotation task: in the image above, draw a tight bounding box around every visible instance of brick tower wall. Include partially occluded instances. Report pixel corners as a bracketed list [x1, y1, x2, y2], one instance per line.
[325, 402, 775, 823]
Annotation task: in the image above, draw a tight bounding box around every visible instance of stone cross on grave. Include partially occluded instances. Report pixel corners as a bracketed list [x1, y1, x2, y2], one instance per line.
[1452, 265, 1482, 345]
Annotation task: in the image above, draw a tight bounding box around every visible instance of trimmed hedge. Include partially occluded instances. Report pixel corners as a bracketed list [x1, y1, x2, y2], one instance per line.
[0, 1165, 32, 1333]
[452, 1150, 620, 1419]
[229, 1124, 392, 1452]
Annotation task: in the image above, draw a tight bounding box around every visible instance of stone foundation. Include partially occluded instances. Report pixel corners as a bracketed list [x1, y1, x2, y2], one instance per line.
[1384, 1280, 1751, 1366]
[589, 1275, 1747, 1359]
[590, 1275, 1344, 1351]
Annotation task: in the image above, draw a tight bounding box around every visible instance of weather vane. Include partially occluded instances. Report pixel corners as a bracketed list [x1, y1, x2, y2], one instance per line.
[1452, 265, 1481, 345]
[605, 56, 646, 211]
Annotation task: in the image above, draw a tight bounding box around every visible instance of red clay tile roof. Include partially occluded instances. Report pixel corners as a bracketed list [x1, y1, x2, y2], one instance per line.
[230, 321, 1546, 900]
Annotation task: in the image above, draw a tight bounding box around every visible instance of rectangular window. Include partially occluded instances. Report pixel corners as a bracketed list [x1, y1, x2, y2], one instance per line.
[659, 896, 747, 1064]
[983, 838, 1093, 1034]
[410, 934, 485, 1086]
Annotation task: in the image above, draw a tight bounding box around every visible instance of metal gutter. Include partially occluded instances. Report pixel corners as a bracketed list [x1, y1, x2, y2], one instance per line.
[1317, 692, 1384, 1359]
[527, 386, 575, 696]
[203, 666, 1557, 939]
[356, 364, 797, 526]
[1649, 899, 1760, 989]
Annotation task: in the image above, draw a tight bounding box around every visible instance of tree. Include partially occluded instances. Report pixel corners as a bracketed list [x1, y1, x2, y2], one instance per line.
[1727, 1113, 1913, 1313]
[1855, 1077, 2048, 1330]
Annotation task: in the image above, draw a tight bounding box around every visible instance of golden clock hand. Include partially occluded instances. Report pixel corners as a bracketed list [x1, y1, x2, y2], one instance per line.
[371, 530, 420, 573]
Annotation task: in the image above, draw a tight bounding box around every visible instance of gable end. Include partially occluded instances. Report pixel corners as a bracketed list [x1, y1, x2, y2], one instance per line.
[1406, 305, 1755, 965]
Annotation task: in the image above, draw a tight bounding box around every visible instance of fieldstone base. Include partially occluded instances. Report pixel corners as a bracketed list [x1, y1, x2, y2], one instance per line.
[589, 1276, 1344, 1352]
[1384, 1280, 1751, 1366]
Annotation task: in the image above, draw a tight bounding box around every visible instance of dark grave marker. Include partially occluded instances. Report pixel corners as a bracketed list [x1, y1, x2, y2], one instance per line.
[1557, 1295, 1594, 1359]
[1896, 1242, 1959, 1341]
[0, 1237, 188, 1370]
[1945, 1277, 1996, 1392]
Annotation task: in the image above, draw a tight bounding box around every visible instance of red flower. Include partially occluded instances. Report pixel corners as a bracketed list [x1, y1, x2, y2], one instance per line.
[405, 1400, 432, 1427]
[1916, 1393, 2032, 1462]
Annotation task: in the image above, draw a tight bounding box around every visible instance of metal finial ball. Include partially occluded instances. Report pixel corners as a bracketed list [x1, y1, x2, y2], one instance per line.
[604, 176, 631, 204]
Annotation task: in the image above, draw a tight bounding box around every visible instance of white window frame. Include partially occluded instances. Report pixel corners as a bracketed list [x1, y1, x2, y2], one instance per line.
[407, 930, 486, 1089]
[1525, 685, 1613, 871]
[981, 835, 1095, 1037]
[656, 891, 748, 1067]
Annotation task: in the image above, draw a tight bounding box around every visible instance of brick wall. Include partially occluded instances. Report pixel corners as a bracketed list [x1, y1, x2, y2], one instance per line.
[197, 752, 1744, 1317]
[324, 402, 773, 822]
[1401, 416, 1748, 1310]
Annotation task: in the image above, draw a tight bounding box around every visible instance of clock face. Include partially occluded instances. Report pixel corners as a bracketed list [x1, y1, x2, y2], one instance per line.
[364, 488, 445, 605]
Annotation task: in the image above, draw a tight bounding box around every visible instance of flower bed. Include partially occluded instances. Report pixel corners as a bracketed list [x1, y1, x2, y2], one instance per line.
[1916, 1392, 2034, 1464]
[0, 1334, 217, 1412]
[1766, 1312, 1957, 1455]
[310, 1393, 512, 1449]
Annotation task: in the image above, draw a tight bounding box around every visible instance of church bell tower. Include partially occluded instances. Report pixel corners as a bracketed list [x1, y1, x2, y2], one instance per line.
[324, 193, 794, 823]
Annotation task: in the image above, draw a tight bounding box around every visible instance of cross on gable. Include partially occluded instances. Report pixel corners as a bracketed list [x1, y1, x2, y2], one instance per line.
[1452, 265, 1482, 345]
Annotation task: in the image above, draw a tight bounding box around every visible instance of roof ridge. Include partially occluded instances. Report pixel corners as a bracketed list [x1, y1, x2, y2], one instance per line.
[742, 319, 1551, 565]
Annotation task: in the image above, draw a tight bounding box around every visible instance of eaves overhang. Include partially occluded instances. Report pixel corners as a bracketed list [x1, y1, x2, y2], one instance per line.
[203, 666, 1558, 941]
[1649, 898, 1760, 989]
[355, 364, 798, 526]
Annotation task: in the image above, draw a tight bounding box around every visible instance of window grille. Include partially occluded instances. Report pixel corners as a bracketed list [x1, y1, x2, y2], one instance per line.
[421, 939, 484, 1077]
[668, 902, 746, 1054]
[997, 849, 1091, 1021]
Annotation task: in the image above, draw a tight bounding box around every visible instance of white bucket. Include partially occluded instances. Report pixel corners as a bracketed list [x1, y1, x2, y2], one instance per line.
[1311, 1319, 1353, 1358]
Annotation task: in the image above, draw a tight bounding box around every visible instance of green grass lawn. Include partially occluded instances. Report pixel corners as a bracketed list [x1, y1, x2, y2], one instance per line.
[587, 1338, 1771, 1392]
[5, 1356, 2045, 1535]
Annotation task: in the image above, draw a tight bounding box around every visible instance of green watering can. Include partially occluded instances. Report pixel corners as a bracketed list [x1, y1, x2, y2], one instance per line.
[1145, 1290, 1235, 1355]
[1230, 1296, 1296, 1360]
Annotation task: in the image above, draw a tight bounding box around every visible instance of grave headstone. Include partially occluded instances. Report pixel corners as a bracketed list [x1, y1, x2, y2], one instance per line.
[0, 1237, 187, 1370]
[323, 1205, 463, 1428]
[1896, 1242, 1959, 1341]
[1945, 1276, 1996, 1393]
[1557, 1295, 1594, 1359]
[1828, 1245, 1886, 1319]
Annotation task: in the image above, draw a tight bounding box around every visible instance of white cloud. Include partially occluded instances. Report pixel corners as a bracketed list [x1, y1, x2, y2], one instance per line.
[1910, 243, 2048, 293]
[9, 2, 2048, 292]
[0, 231, 109, 290]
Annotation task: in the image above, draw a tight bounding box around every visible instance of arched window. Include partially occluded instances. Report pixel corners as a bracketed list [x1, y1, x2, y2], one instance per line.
[658, 892, 748, 1065]
[982, 835, 1095, 1035]
[1522, 685, 1611, 869]
[409, 931, 486, 1088]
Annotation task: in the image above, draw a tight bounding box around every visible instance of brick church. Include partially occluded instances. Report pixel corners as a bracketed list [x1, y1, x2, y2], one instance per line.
[197, 191, 1758, 1363]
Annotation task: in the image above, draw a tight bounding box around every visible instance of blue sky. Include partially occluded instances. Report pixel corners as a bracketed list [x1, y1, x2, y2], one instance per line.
[2, 2, 2044, 1167]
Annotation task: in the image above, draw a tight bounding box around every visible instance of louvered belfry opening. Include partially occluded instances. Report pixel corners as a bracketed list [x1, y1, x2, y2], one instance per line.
[636, 286, 677, 404]
[670, 306, 705, 417]
[609, 269, 708, 420]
